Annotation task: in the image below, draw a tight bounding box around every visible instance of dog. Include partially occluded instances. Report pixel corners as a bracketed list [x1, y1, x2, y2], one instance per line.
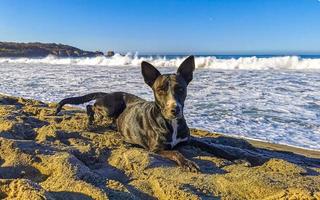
[56, 56, 241, 171]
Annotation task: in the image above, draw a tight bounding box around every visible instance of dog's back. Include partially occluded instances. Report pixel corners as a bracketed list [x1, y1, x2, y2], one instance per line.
[93, 92, 143, 119]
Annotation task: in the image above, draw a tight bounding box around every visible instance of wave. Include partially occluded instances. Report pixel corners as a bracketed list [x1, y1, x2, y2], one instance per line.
[1, 53, 320, 70]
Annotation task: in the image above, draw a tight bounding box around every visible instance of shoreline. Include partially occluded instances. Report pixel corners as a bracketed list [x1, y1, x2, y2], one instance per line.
[1, 91, 319, 153]
[0, 94, 319, 199]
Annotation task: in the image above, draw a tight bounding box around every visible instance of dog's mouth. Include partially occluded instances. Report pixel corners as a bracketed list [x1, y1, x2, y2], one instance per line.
[162, 109, 183, 120]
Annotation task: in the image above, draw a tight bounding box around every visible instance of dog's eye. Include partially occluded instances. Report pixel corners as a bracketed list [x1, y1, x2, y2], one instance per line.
[157, 87, 167, 94]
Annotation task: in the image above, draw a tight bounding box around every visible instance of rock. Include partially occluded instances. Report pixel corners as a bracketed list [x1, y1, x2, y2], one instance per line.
[106, 51, 115, 57]
[0, 42, 104, 58]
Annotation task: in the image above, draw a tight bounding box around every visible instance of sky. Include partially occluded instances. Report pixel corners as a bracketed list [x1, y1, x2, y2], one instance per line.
[0, 0, 320, 54]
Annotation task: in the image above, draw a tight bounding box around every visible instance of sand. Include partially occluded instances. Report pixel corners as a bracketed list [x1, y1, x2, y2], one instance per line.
[0, 94, 319, 200]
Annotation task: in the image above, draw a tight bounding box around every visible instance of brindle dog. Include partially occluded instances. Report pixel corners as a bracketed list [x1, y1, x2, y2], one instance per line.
[56, 56, 239, 171]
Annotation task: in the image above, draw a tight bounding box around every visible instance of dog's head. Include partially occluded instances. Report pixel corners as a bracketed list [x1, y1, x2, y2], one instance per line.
[141, 56, 195, 120]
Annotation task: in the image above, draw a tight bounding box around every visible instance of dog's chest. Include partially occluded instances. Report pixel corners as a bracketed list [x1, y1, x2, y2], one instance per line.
[166, 119, 189, 148]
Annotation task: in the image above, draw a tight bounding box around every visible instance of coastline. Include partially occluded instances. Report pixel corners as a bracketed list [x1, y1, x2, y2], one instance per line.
[0, 94, 319, 199]
[0, 42, 104, 58]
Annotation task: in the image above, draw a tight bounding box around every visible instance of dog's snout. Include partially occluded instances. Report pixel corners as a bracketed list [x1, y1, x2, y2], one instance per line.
[171, 106, 180, 115]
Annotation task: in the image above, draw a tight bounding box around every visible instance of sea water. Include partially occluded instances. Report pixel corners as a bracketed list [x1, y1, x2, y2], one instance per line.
[0, 54, 319, 150]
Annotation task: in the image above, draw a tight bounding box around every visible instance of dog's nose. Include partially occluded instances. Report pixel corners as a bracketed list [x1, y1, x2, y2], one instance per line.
[171, 106, 180, 115]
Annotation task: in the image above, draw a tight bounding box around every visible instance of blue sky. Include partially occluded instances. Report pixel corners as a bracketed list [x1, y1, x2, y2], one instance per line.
[0, 0, 320, 54]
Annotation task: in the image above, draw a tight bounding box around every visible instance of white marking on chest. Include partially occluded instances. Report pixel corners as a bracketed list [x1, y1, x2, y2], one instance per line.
[166, 119, 189, 148]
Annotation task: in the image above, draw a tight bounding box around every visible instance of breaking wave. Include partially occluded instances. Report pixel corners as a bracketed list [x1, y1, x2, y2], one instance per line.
[0, 53, 320, 70]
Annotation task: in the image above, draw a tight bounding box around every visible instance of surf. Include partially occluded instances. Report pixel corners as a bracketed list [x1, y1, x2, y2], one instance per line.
[1, 53, 320, 70]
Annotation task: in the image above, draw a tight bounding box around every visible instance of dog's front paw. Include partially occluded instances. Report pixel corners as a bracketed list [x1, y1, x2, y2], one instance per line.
[181, 159, 200, 173]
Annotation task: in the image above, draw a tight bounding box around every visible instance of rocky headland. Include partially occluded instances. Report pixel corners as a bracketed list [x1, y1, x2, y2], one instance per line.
[0, 94, 319, 199]
[0, 42, 105, 58]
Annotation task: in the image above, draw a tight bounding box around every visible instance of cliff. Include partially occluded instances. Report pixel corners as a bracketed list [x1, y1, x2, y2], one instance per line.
[0, 42, 104, 58]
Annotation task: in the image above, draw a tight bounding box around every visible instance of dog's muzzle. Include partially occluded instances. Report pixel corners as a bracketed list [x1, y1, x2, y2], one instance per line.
[164, 103, 183, 120]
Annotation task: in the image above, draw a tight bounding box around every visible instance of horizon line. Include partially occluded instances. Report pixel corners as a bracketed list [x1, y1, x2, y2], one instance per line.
[2, 40, 320, 56]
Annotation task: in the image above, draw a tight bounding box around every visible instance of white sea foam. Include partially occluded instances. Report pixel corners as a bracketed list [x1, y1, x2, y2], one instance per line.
[1, 53, 320, 70]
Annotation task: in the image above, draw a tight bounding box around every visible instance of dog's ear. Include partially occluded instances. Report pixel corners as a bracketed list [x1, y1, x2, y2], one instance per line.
[177, 55, 195, 85]
[141, 61, 161, 87]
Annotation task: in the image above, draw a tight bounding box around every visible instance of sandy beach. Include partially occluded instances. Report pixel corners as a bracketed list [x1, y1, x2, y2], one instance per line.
[0, 94, 319, 200]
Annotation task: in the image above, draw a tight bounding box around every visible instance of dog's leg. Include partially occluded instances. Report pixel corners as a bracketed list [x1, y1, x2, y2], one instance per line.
[158, 150, 199, 172]
[189, 137, 266, 166]
[109, 118, 117, 131]
[86, 105, 95, 126]
[55, 104, 63, 115]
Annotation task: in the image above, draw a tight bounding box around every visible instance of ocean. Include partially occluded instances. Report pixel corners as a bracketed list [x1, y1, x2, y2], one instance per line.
[0, 54, 319, 150]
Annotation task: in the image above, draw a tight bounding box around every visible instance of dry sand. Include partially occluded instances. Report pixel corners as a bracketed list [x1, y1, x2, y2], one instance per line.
[0, 94, 319, 200]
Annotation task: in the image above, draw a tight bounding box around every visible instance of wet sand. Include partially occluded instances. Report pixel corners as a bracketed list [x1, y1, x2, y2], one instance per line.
[0, 94, 319, 200]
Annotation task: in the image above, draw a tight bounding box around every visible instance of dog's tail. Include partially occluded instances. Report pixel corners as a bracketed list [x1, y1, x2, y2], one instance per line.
[55, 92, 107, 115]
